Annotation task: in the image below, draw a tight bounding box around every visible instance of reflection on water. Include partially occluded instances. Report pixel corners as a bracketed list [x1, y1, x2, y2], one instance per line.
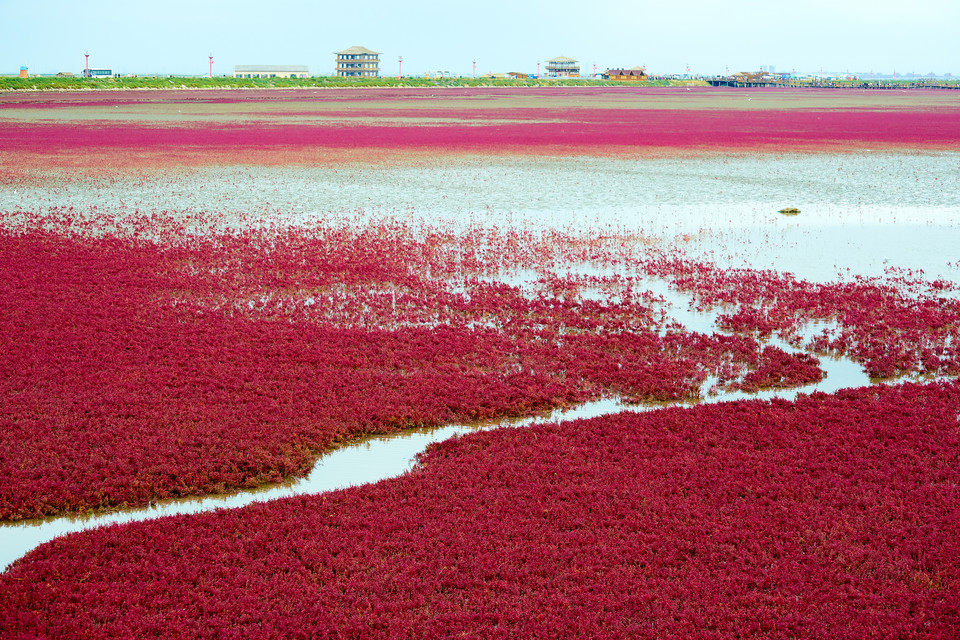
[3, 153, 957, 283]
[4, 153, 958, 222]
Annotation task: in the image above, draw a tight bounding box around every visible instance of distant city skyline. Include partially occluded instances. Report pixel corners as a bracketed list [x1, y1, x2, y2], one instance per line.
[3, 0, 958, 78]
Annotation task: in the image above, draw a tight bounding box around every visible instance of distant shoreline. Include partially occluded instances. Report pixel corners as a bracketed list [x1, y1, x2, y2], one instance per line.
[0, 76, 695, 92]
[3, 76, 956, 93]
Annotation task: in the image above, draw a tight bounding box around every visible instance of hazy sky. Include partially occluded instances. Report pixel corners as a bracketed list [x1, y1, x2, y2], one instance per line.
[4, 0, 959, 77]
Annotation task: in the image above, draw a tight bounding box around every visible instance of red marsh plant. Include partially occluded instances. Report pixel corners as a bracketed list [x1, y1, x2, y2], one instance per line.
[2, 380, 958, 638]
[2, 100, 958, 171]
[0, 212, 806, 519]
[1, 211, 956, 518]
[641, 253, 960, 379]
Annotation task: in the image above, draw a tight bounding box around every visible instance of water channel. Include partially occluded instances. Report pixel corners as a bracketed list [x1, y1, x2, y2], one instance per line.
[0, 347, 873, 572]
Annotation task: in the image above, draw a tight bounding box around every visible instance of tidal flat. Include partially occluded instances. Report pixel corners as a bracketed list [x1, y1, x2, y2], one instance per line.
[2, 86, 959, 638]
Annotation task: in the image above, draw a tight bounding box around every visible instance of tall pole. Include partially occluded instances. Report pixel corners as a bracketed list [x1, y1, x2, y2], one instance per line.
[536, 61, 540, 77]
[398, 56, 402, 79]
[472, 59, 476, 79]
[85, 51, 89, 78]
[209, 53, 213, 78]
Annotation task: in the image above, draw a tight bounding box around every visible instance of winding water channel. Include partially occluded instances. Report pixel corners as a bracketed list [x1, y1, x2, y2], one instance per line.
[0, 309, 871, 571]
[0, 355, 873, 572]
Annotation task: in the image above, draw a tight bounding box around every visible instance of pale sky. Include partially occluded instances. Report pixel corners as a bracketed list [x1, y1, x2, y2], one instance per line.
[3, 0, 959, 77]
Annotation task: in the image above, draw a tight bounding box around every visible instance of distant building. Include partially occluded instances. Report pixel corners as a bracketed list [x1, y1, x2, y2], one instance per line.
[335, 46, 380, 78]
[545, 56, 579, 78]
[706, 71, 782, 87]
[603, 67, 648, 81]
[83, 68, 112, 78]
[233, 65, 309, 79]
[19, 66, 28, 78]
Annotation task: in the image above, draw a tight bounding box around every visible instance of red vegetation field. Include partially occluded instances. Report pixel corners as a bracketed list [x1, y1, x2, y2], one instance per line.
[2, 109, 958, 162]
[1, 212, 832, 520]
[3, 380, 959, 638]
[2, 87, 959, 636]
[2, 86, 960, 171]
[2, 210, 959, 520]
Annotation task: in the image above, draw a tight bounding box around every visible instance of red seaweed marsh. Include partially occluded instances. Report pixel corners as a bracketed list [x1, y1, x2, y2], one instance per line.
[1, 86, 959, 638]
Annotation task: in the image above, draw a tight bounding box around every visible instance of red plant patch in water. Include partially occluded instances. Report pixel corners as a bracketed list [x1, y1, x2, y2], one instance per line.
[732, 345, 824, 392]
[642, 254, 960, 380]
[3, 380, 958, 638]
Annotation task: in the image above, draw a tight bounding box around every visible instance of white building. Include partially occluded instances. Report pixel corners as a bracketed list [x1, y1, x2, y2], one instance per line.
[233, 65, 309, 79]
[545, 56, 579, 78]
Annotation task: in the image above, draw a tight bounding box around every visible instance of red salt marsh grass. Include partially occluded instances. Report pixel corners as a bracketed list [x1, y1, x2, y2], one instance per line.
[2, 108, 958, 162]
[2, 212, 959, 520]
[3, 86, 960, 637]
[3, 215, 814, 519]
[3, 86, 958, 110]
[2, 87, 959, 170]
[2, 380, 958, 638]
[642, 255, 960, 379]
